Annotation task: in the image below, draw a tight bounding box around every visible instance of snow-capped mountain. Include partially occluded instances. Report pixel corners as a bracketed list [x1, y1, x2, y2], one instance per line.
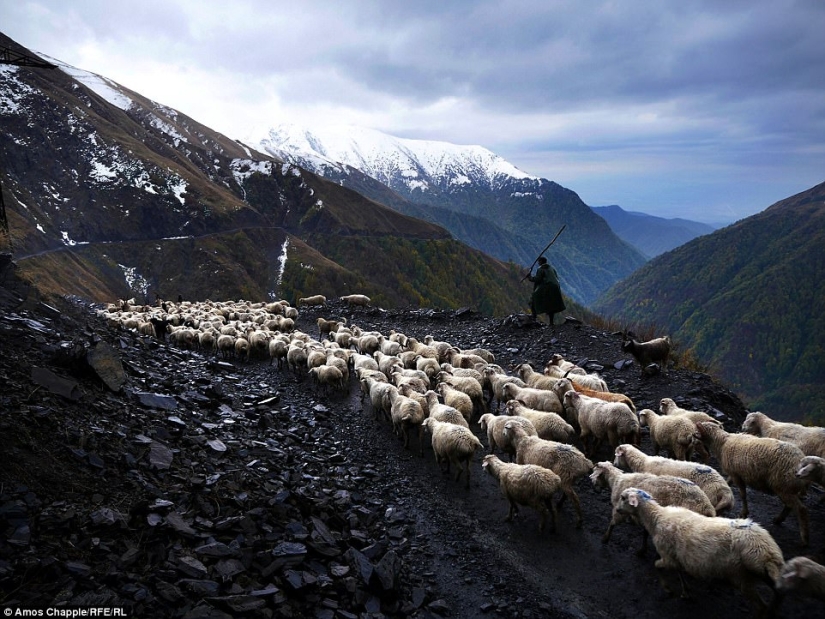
[250, 124, 647, 305]
[253, 123, 535, 196]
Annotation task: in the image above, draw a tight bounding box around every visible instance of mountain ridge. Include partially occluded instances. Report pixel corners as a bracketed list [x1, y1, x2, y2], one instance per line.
[251, 123, 648, 305]
[0, 32, 529, 315]
[594, 181, 825, 422]
[591, 204, 717, 258]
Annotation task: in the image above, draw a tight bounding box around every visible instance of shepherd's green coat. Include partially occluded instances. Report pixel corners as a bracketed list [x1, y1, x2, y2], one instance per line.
[530, 263, 566, 316]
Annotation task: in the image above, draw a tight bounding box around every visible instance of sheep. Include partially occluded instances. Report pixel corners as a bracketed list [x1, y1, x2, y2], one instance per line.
[741, 411, 825, 458]
[638, 408, 700, 461]
[545, 354, 586, 375]
[501, 383, 562, 414]
[340, 294, 371, 307]
[777, 556, 825, 602]
[363, 376, 395, 421]
[435, 372, 487, 419]
[317, 317, 345, 339]
[544, 355, 609, 391]
[551, 377, 635, 413]
[479, 413, 536, 459]
[482, 454, 562, 533]
[399, 383, 431, 418]
[482, 367, 526, 411]
[615, 488, 784, 615]
[350, 352, 379, 373]
[424, 390, 469, 428]
[388, 389, 426, 455]
[589, 461, 715, 552]
[436, 382, 474, 423]
[562, 391, 639, 458]
[297, 295, 326, 307]
[696, 421, 810, 545]
[516, 363, 558, 391]
[354, 333, 380, 356]
[422, 335, 455, 363]
[503, 420, 594, 528]
[286, 342, 308, 375]
[613, 443, 735, 514]
[217, 334, 235, 360]
[795, 455, 825, 488]
[440, 363, 483, 382]
[421, 417, 483, 488]
[621, 335, 671, 375]
[503, 400, 575, 443]
[415, 355, 442, 383]
[234, 336, 250, 362]
[462, 347, 495, 364]
[268, 335, 290, 368]
[308, 365, 345, 395]
[659, 398, 722, 427]
[374, 351, 404, 376]
[390, 368, 430, 394]
[445, 348, 487, 369]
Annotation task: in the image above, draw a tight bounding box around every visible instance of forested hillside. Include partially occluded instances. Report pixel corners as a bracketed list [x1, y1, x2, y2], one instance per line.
[595, 182, 825, 423]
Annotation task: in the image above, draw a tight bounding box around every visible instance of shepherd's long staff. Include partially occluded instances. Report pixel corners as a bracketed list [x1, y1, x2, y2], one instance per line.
[520, 224, 566, 282]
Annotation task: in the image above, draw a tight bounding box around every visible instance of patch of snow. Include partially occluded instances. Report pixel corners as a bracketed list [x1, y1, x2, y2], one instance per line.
[171, 178, 187, 205]
[36, 224, 45, 234]
[90, 159, 118, 182]
[61, 231, 77, 246]
[41, 54, 134, 111]
[118, 263, 150, 296]
[0, 65, 36, 114]
[277, 238, 289, 286]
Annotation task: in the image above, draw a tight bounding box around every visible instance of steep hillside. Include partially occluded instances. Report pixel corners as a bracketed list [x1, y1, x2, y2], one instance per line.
[591, 204, 717, 258]
[0, 33, 529, 315]
[594, 182, 825, 423]
[253, 124, 647, 305]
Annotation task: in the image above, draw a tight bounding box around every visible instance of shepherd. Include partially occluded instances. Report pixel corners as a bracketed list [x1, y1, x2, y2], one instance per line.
[526, 256, 565, 324]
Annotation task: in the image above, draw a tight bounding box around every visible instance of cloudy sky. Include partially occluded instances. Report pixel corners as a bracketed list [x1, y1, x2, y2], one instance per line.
[4, 0, 824, 224]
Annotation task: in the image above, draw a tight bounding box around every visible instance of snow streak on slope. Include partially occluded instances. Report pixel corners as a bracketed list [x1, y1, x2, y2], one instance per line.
[253, 123, 536, 193]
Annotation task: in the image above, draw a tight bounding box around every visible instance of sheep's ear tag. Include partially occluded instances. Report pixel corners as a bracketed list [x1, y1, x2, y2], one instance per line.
[635, 489, 652, 503]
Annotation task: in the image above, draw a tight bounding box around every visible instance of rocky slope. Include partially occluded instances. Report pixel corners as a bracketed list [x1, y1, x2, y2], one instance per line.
[0, 264, 822, 618]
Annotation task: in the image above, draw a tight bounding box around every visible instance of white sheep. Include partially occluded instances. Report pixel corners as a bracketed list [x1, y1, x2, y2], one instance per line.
[479, 367, 523, 411]
[562, 391, 639, 458]
[389, 389, 426, 455]
[501, 383, 562, 414]
[638, 408, 700, 461]
[297, 294, 326, 307]
[697, 421, 811, 545]
[421, 417, 483, 488]
[308, 364, 345, 395]
[516, 363, 558, 391]
[589, 461, 715, 552]
[435, 372, 487, 419]
[615, 487, 784, 615]
[479, 413, 536, 459]
[436, 382, 474, 423]
[777, 556, 825, 602]
[482, 454, 562, 533]
[741, 411, 825, 458]
[424, 390, 469, 428]
[503, 420, 594, 528]
[503, 400, 575, 443]
[795, 455, 825, 488]
[659, 398, 722, 427]
[340, 294, 371, 307]
[621, 335, 671, 375]
[613, 443, 734, 514]
[551, 377, 635, 413]
[363, 375, 395, 422]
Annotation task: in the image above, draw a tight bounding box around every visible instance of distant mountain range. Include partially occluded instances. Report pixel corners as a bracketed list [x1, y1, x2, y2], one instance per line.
[594, 182, 825, 423]
[591, 205, 717, 258]
[0, 33, 529, 315]
[250, 124, 647, 305]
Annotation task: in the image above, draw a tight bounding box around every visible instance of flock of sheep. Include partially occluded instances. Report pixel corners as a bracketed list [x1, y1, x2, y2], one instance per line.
[99, 295, 825, 616]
